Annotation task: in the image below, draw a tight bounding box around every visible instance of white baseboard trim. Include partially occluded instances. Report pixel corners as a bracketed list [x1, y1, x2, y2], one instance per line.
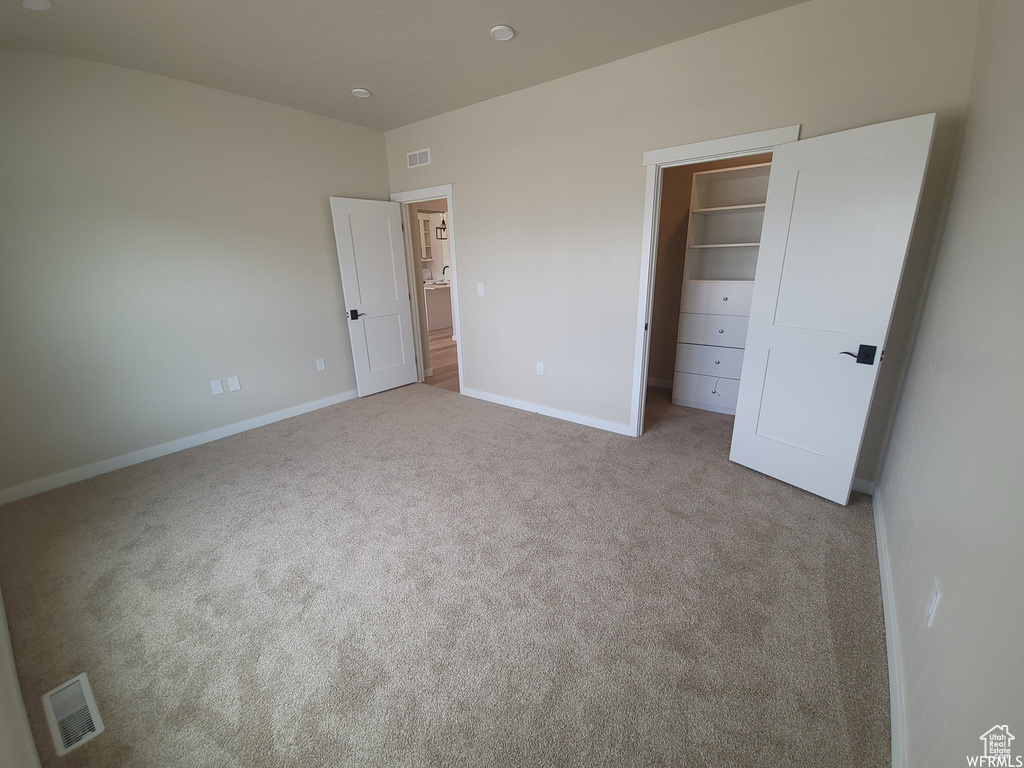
[460, 387, 635, 437]
[872, 486, 907, 768]
[648, 377, 674, 389]
[852, 477, 875, 495]
[0, 390, 359, 506]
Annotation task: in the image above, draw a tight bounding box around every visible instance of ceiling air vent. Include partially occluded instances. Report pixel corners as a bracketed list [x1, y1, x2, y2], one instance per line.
[42, 673, 105, 756]
[407, 148, 431, 169]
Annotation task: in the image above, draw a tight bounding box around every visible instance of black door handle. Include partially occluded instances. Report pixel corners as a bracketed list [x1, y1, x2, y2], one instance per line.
[840, 344, 877, 365]
[349, 309, 366, 321]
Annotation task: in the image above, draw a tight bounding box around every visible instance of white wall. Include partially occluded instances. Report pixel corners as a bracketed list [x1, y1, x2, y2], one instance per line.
[875, 0, 1024, 762]
[384, 0, 977, 477]
[0, 50, 390, 496]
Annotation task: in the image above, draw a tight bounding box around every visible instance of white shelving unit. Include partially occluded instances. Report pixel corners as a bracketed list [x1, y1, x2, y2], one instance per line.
[672, 162, 771, 414]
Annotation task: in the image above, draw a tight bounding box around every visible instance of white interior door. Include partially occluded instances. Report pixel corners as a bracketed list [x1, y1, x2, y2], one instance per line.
[730, 114, 935, 504]
[329, 197, 417, 397]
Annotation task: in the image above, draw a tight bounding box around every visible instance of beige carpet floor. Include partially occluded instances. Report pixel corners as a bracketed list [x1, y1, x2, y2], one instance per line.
[0, 384, 889, 767]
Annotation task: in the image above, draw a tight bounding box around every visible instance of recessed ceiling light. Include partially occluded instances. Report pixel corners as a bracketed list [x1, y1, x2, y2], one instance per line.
[22, 0, 53, 9]
[490, 25, 515, 41]
[351, 88, 372, 98]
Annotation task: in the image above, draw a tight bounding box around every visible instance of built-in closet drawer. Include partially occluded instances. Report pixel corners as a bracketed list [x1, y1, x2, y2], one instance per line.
[671, 372, 740, 413]
[675, 343, 744, 379]
[681, 280, 754, 316]
[677, 313, 749, 348]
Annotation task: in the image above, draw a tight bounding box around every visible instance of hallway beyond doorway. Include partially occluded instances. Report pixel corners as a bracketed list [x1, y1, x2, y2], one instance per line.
[424, 329, 459, 393]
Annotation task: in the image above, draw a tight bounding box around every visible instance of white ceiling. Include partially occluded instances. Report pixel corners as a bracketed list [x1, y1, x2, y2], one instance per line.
[1, 0, 807, 131]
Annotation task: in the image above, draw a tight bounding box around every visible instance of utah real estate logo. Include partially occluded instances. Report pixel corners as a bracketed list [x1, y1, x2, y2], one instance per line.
[968, 725, 1022, 767]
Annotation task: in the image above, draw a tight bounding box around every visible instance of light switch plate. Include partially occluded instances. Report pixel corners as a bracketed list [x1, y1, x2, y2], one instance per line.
[316, 358, 326, 372]
[227, 376, 240, 392]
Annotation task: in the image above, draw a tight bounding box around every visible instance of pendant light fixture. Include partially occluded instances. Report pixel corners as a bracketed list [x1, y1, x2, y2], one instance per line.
[435, 214, 448, 240]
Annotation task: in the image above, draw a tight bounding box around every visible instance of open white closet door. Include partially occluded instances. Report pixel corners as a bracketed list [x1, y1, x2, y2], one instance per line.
[730, 113, 935, 504]
[329, 197, 417, 397]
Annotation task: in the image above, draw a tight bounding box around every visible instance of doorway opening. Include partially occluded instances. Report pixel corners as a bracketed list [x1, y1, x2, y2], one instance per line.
[643, 153, 773, 431]
[628, 125, 800, 437]
[391, 184, 463, 394]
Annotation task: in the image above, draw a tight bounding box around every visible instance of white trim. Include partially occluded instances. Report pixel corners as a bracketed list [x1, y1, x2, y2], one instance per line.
[390, 185, 453, 204]
[642, 125, 801, 168]
[872, 486, 907, 768]
[396, 202, 427, 381]
[0, 390, 358, 506]
[629, 164, 662, 436]
[629, 125, 801, 437]
[852, 477, 875, 495]
[0, 587, 42, 768]
[461, 388, 634, 437]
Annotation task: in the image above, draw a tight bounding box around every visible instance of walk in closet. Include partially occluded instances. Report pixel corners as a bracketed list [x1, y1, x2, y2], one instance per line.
[672, 161, 771, 414]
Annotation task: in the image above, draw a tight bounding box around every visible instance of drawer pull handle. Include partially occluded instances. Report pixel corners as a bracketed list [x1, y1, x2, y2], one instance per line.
[718, 329, 724, 333]
[722, 296, 728, 301]
[715, 360, 721, 365]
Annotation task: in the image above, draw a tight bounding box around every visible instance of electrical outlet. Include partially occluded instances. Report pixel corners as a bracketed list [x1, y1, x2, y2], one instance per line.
[926, 580, 941, 627]
[477, 283, 484, 296]
[210, 379, 224, 396]
[316, 358, 326, 372]
[536, 362, 544, 376]
[227, 376, 240, 392]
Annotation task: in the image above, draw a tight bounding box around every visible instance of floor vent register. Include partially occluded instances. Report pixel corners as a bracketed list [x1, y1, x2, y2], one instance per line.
[42, 673, 105, 755]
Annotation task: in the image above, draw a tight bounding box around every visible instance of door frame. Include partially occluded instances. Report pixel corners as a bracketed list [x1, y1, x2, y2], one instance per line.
[0, 584, 42, 768]
[390, 184, 463, 391]
[628, 125, 801, 437]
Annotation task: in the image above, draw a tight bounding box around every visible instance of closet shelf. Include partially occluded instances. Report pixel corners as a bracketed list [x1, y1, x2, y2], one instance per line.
[691, 203, 766, 215]
[689, 242, 760, 249]
[687, 277, 755, 283]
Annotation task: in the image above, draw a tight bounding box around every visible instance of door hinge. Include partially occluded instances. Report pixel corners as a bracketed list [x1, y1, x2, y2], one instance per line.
[401, 221, 405, 232]
[644, 322, 649, 331]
